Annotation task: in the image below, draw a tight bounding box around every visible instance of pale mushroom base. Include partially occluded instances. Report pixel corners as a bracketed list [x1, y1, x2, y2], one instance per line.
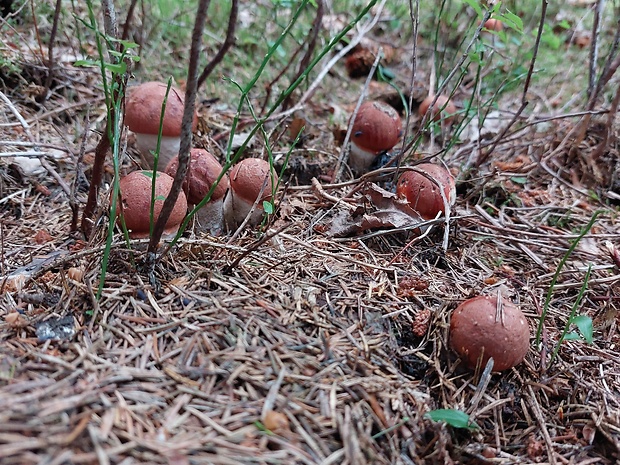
[191, 199, 225, 236]
[348, 142, 378, 175]
[134, 133, 181, 171]
[223, 190, 265, 231]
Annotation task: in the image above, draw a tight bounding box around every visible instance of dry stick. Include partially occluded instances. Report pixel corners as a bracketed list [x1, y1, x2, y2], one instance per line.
[121, 0, 139, 41]
[278, 0, 387, 121]
[591, 78, 620, 162]
[0, 91, 70, 196]
[474, 1, 547, 168]
[281, 0, 324, 111]
[43, 0, 63, 98]
[147, 0, 211, 255]
[80, 0, 124, 239]
[397, 0, 420, 169]
[588, 0, 605, 100]
[549, 18, 620, 161]
[196, 0, 238, 91]
[71, 108, 90, 231]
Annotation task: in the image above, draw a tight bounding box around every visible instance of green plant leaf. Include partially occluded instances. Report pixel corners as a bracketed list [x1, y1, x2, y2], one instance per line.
[263, 200, 274, 214]
[563, 331, 580, 341]
[425, 409, 479, 430]
[499, 10, 523, 32]
[74, 59, 98, 67]
[571, 315, 594, 344]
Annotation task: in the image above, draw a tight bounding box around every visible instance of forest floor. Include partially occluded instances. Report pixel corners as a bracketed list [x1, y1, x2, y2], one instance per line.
[0, 1, 619, 464]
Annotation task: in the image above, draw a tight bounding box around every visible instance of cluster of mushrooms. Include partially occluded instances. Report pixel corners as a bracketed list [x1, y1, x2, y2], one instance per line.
[117, 78, 529, 372]
[118, 81, 278, 237]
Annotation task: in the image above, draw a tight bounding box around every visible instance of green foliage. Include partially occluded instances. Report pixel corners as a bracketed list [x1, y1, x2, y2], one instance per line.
[537, 213, 600, 367]
[426, 409, 479, 430]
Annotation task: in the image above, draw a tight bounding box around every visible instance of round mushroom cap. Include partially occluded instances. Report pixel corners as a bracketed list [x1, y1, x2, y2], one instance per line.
[483, 18, 504, 32]
[351, 101, 402, 154]
[125, 81, 198, 137]
[418, 95, 457, 123]
[117, 170, 188, 237]
[396, 163, 456, 220]
[229, 158, 278, 205]
[450, 294, 530, 371]
[165, 148, 229, 205]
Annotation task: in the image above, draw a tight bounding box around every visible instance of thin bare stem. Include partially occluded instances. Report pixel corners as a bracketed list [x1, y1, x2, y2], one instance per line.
[43, 0, 63, 98]
[147, 0, 211, 254]
[474, 0, 547, 168]
[196, 0, 237, 90]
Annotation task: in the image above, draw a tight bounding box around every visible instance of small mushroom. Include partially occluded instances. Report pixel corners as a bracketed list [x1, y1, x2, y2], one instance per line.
[418, 94, 457, 124]
[349, 100, 402, 175]
[117, 170, 188, 238]
[396, 163, 456, 220]
[450, 294, 530, 371]
[483, 18, 504, 32]
[125, 81, 198, 170]
[223, 158, 278, 230]
[165, 148, 229, 235]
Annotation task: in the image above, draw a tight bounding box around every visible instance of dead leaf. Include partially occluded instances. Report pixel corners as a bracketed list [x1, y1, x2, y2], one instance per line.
[34, 229, 53, 244]
[326, 184, 423, 237]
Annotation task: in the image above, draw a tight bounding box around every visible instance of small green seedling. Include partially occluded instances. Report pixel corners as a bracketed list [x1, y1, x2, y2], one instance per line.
[425, 409, 479, 430]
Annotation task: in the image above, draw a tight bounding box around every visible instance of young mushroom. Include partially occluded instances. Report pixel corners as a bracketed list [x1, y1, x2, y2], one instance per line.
[223, 158, 278, 230]
[418, 94, 457, 124]
[349, 100, 402, 175]
[396, 163, 456, 221]
[125, 81, 198, 170]
[116, 170, 188, 238]
[165, 148, 229, 235]
[450, 294, 530, 371]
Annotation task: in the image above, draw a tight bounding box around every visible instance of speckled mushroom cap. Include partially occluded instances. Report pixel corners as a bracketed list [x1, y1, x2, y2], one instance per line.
[396, 163, 456, 220]
[450, 294, 530, 372]
[117, 170, 188, 238]
[125, 81, 197, 137]
[418, 94, 457, 123]
[229, 158, 278, 205]
[165, 148, 229, 205]
[351, 101, 402, 154]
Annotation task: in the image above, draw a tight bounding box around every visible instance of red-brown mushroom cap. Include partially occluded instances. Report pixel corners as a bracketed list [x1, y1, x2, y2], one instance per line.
[125, 81, 198, 137]
[165, 148, 229, 205]
[396, 163, 456, 220]
[418, 94, 457, 123]
[450, 294, 530, 371]
[483, 18, 504, 32]
[229, 158, 278, 205]
[117, 170, 187, 238]
[351, 101, 402, 154]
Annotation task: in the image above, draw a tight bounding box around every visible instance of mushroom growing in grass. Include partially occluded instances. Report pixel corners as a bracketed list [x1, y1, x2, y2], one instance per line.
[116, 170, 187, 238]
[125, 81, 198, 170]
[396, 163, 456, 221]
[450, 294, 530, 371]
[165, 148, 229, 235]
[223, 158, 278, 230]
[418, 94, 457, 124]
[349, 100, 402, 175]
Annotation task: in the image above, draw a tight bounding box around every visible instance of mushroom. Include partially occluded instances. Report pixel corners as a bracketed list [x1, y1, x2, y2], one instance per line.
[483, 18, 504, 32]
[223, 158, 278, 230]
[165, 148, 229, 235]
[116, 170, 188, 238]
[396, 163, 456, 220]
[349, 100, 402, 175]
[124, 81, 198, 170]
[450, 294, 530, 371]
[418, 94, 457, 124]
